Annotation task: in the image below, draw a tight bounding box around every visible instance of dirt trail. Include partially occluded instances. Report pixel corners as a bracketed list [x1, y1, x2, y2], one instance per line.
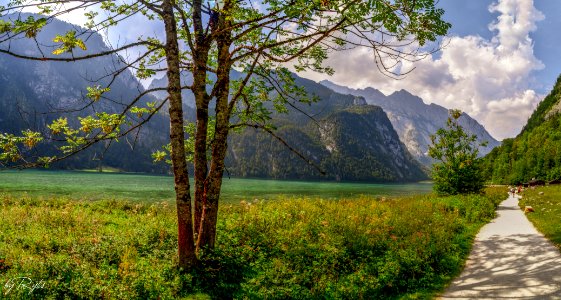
[440, 195, 561, 299]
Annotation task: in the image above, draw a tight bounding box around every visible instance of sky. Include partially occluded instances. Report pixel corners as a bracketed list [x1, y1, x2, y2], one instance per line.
[2, 0, 560, 140]
[298, 0, 561, 140]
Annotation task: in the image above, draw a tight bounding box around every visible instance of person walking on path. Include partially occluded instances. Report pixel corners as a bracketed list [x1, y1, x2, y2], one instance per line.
[440, 194, 561, 299]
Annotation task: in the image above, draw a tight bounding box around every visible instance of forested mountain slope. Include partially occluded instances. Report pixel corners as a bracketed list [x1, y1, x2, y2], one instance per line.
[226, 105, 427, 182]
[0, 13, 169, 172]
[149, 72, 428, 182]
[483, 75, 561, 184]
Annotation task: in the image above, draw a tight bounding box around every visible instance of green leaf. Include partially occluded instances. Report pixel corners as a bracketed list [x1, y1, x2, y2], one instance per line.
[52, 30, 87, 55]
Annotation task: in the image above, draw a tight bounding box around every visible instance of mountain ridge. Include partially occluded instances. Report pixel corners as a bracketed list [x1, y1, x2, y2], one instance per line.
[319, 79, 500, 166]
[0, 14, 426, 182]
[0, 13, 169, 172]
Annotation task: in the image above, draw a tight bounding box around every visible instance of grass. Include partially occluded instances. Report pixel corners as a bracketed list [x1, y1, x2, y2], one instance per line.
[0, 170, 433, 202]
[519, 185, 561, 249]
[80, 166, 123, 173]
[0, 188, 505, 299]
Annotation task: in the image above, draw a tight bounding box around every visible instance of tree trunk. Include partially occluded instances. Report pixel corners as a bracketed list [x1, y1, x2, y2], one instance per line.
[196, 118, 229, 249]
[162, 0, 196, 269]
[196, 14, 232, 249]
[193, 74, 210, 239]
[192, 0, 211, 240]
[194, 107, 209, 238]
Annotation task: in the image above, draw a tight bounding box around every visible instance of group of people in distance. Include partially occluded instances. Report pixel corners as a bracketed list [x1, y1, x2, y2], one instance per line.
[509, 185, 523, 197]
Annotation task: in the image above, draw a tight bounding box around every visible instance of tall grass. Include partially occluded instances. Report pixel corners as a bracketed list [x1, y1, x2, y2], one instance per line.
[0, 189, 504, 299]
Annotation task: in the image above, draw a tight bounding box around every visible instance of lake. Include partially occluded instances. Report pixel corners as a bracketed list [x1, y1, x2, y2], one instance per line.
[0, 170, 433, 202]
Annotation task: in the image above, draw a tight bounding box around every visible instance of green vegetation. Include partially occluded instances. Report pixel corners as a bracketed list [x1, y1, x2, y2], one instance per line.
[0, 170, 432, 202]
[519, 185, 561, 248]
[227, 105, 427, 182]
[0, 188, 504, 299]
[483, 75, 561, 184]
[429, 110, 486, 195]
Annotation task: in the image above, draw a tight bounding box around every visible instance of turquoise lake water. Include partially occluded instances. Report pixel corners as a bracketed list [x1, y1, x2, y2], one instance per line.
[0, 170, 433, 202]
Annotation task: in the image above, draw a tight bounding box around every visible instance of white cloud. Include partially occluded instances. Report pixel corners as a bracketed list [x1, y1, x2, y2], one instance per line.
[298, 0, 545, 140]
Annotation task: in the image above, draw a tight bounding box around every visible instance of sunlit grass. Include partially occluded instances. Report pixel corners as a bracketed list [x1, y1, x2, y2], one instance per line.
[0, 188, 504, 299]
[519, 185, 561, 249]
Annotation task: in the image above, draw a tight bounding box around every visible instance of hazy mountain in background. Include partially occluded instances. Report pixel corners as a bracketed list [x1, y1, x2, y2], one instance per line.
[320, 80, 500, 166]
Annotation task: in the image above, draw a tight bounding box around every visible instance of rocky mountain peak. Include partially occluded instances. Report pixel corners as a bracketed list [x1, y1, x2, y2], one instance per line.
[320, 80, 500, 166]
[353, 96, 367, 106]
[387, 90, 425, 106]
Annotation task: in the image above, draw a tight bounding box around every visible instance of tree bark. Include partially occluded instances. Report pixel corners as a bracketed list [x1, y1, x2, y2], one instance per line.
[192, 0, 211, 240]
[196, 9, 232, 249]
[196, 112, 228, 249]
[193, 106, 209, 238]
[162, 0, 196, 269]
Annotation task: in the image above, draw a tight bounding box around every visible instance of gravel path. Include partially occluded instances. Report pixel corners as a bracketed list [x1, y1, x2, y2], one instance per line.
[440, 195, 561, 299]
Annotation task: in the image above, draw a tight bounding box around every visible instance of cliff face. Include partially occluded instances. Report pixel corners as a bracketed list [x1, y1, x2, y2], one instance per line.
[226, 105, 427, 182]
[320, 80, 500, 166]
[320, 106, 427, 181]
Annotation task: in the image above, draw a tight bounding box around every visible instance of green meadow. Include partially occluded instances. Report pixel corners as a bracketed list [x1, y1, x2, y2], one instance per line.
[0, 170, 433, 202]
[0, 171, 504, 299]
[519, 185, 561, 249]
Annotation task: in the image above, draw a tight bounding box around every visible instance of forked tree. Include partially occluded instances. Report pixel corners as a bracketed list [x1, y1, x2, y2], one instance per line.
[0, 0, 450, 269]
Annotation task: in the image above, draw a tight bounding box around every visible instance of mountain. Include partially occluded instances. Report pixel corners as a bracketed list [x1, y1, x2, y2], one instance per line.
[0, 13, 169, 172]
[483, 75, 561, 184]
[319, 80, 500, 166]
[148, 71, 427, 182]
[0, 14, 427, 182]
[226, 101, 427, 182]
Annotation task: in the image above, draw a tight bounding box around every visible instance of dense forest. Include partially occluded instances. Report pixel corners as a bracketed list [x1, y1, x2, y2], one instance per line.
[483, 75, 561, 184]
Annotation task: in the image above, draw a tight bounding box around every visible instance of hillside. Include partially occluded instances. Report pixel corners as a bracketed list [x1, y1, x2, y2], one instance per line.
[226, 105, 427, 182]
[320, 80, 500, 166]
[483, 75, 561, 184]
